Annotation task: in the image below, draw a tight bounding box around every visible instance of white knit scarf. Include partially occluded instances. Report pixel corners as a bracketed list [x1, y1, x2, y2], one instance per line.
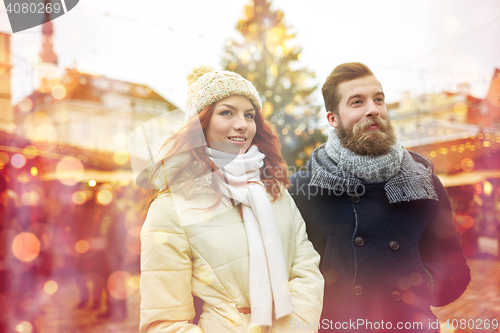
[325, 128, 404, 183]
[205, 145, 293, 326]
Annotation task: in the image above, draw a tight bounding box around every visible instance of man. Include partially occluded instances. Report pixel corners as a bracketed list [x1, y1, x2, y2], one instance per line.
[289, 62, 470, 332]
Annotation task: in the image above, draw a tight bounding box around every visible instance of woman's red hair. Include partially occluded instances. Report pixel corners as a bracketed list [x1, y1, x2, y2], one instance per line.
[145, 100, 289, 211]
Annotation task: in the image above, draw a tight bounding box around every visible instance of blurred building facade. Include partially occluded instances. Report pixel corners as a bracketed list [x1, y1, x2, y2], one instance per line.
[13, 19, 178, 154]
[0, 32, 13, 133]
[390, 72, 500, 258]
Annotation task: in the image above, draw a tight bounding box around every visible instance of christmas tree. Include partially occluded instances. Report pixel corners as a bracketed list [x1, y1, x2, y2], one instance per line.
[222, 0, 325, 168]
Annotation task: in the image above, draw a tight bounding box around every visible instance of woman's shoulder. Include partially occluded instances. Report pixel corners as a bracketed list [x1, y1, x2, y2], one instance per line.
[269, 185, 296, 209]
[142, 193, 179, 233]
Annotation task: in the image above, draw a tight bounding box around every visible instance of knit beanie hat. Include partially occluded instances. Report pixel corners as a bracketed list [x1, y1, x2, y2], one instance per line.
[185, 66, 262, 122]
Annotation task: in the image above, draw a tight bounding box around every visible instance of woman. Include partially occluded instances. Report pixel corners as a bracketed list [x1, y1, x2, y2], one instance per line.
[140, 66, 323, 333]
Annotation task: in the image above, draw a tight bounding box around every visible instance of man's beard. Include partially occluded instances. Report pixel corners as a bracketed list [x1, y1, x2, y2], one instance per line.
[336, 116, 397, 156]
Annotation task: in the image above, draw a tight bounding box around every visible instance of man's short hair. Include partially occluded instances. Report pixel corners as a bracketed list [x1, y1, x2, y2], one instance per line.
[322, 62, 374, 115]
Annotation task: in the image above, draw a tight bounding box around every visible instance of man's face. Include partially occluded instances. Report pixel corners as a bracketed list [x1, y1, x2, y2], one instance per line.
[326, 75, 396, 156]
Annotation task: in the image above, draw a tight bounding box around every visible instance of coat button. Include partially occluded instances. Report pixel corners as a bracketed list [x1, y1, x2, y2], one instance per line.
[389, 241, 400, 251]
[351, 195, 360, 203]
[355, 237, 365, 247]
[353, 285, 363, 295]
[392, 291, 401, 301]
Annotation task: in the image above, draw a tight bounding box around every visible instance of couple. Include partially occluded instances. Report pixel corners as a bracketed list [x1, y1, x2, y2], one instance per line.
[139, 63, 470, 332]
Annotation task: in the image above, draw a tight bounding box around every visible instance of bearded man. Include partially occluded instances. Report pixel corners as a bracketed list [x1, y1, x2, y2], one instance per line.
[289, 62, 470, 332]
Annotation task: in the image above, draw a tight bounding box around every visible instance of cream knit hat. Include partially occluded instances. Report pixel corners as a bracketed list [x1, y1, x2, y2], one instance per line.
[185, 66, 262, 122]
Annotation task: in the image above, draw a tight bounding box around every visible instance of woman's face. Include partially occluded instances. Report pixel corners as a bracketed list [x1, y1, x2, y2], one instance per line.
[205, 95, 256, 154]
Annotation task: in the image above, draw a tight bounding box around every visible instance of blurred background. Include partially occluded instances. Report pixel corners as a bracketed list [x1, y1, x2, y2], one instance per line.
[0, 0, 499, 332]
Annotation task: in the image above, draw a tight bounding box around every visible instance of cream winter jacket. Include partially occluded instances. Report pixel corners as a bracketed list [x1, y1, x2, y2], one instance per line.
[140, 185, 324, 333]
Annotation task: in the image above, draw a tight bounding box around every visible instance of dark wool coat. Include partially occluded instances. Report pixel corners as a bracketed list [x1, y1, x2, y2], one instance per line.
[289, 151, 470, 332]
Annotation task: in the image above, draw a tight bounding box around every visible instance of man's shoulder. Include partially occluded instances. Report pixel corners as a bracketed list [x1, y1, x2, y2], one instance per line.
[289, 169, 312, 184]
[289, 165, 313, 194]
[407, 150, 434, 171]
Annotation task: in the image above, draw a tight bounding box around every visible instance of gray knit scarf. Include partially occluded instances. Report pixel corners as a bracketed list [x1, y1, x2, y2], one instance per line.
[310, 129, 438, 203]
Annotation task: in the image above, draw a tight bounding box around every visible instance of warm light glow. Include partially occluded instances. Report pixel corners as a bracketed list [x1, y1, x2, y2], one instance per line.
[107, 271, 133, 300]
[153, 232, 168, 245]
[56, 157, 84, 186]
[128, 275, 141, 290]
[21, 191, 40, 206]
[51, 85, 67, 99]
[97, 190, 113, 205]
[454, 103, 468, 116]
[460, 215, 474, 229]
[113, 150, 129, 165]
[30, 167, 38, 176]
[282, 128, 288, 135]
[197, 265, 214, 286]
[44, 280, 58, 295]
[23, 113, 56, 142]
[19, 98, 33, 112]
[12, 233, 40, 262]
[113, 132, 128, 147]
[72, 191, 87, 205]
[75, 240, 89, 253]
[88, 179, 97, 187]
[14, 321, 33, 333]
[0, 151, 8, 165]
[295, 159, 303, 167]
[261, 102, 273, 118]
[11, 154, 26, 168]
[402, 291, 415, 304]
[483, 181, 493, 196]
[23, 145, 38, 159]
[483, 141, 490, 147]
[460, 158, 474, 172]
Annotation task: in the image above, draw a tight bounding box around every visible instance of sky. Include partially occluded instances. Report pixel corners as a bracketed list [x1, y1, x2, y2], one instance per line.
[1, 0, 500, 111]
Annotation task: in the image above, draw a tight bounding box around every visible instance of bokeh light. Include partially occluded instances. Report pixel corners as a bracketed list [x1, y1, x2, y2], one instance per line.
[75, 239, 90, 254]
[12, 232, 40, 262]
[453, 103, 468, 116]
[197, 265, 214, 286]
[44, 280, 58, 295]
[460, 158, 475, 172]
[88, 179, 97, 187]
[51, 85, 67, 99]
[23, 113, 57, 142]
[30, 167, 38, 176]
[128, 275, 140, 290]
[107, 271, 133, 300]
[56, 156, 84, 186]
[153, 231, 168, 245]
[483, 181, 493, 196]
[97, 189, 113, 205]
[402, 291, 415, 304]
[18, 98, 33, 112]
[0, 152, 9, 166]
[459, 215, 474, 229]
[72, 191, 87, 205]
[21, 190, 41, 206]
[23, 145, 38, 159]
[14, 321, 33, 333]
[113, 150, 129, 165]
[11, 154, 26, 168]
